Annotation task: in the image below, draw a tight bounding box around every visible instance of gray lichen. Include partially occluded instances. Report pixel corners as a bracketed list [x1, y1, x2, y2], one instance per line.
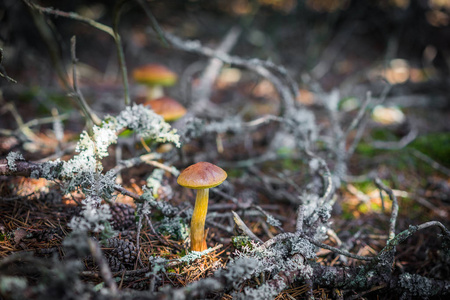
[0, 276, 28, 297]
[180, 117, 205, 143]
[50, 105, 180, 233]
[236, 281, 283, 300]
[157, 216, 189, 241]
[6, 151, 24, 171]
[141, 187, 179, 217]
[178, 247, 217, 264]
[266, 214, 281, 227]
[399, 273, 437, 297]
[217, 257, 259, 289]
[30, 170, 40, 179]
[115, 104, 180, 147]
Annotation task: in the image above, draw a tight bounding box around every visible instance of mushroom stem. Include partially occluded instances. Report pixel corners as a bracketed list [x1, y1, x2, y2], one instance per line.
[191, 188, 209, 251]
[147, 85, 163, 100]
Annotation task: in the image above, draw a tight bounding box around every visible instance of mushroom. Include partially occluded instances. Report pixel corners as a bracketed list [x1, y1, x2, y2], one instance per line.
[144, 96, 187, 122]
[177, 162, 227, 251]
[132, 64, 177, 100]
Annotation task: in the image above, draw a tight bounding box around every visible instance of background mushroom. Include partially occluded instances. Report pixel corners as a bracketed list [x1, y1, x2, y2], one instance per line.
[144, 96, 187, 122]
[132, 64, 177, 100]
[177, 162, 227, 252]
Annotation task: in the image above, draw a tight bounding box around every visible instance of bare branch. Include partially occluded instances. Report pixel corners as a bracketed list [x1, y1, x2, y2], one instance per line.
[70, 36, 102, 126]
[232, 211, 263, 243]
[87, 238, 118, 294]
[374, 178, 399, 241]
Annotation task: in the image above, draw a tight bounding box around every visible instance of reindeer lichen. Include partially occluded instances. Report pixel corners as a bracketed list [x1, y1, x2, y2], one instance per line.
[6, 151, 24, 171]
[283, 108, 317, 149]
[216, 257, 259, 289]
[147, 168, 164, 197]
[237, 282, 282, 300]
[157, 216, 189, 241]
[266, 213, 281, 227]
[399, 273, 437, 297]
[179, 247, 217, 264]
[0, 276, 28, 296]
[291, 235, 317, 260]
[180, 117, 205, 143]
[141, 187, 179, 216]
[115, 104, 180, 147]
[53, 105, 180, 233]
[30, 170, 40, 179]
[68, 195, 112, 232]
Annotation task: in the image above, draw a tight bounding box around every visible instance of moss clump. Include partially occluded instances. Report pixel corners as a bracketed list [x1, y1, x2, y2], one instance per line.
[231, 236, 253, 250]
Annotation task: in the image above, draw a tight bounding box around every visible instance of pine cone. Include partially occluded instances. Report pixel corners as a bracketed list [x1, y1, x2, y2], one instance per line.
[110, 203, 135, 230]
[106, 238, 137, 265]
[106, 255, 125, 272]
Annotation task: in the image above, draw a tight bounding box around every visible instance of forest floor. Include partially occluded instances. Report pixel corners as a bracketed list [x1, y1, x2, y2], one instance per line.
[0, 1, 449, 299]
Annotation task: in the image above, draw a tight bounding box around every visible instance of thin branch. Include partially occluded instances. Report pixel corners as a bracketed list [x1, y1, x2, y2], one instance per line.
[296, 205, 305, 233]
[409, 148, 450, 177]
[344, 91, 372, 138]
[374, 178, 398, 241]
[347, 84, 393, 157]
[135, 0, 169, 47]
[112, 152, 162, 175]
[371, 127, 418, 150]
[0, 62, 17, 83]
[113, 0, 131, 105]
[113, 184, 141, 201]
[25, 0, 130, 106]
[3, 102, 39, 141]
[192, 26, 242, 113]
[375, 221, 450, 262]
[70, 36, 102, 126]
[24, 0, 114, 36]
[232, 211, 263, 243]
[145, 215, 183, 251]
[87, 238, 118, 294]
[134, 215, 143, 269]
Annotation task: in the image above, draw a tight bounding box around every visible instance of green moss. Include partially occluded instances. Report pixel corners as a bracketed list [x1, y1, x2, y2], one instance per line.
[408, 132, 450, 167]
[355, 128, 400, 158]
[118, 128, 134, 138]
[281, 157, 299, 171]
[19, 87, 73, 116]
[231, 235, 253, 250]
[338, 97, 359, 112]
[227, 168, 244, 178]
[351, 181, 376, 194]
[276, 146, 294, 158]
[370, 201, 382, 212]
[371, 128, 398, 141]
[355, 142, 377, 157]
[177, 249, 187, 257]
[340, 202, 354, 220]
[358, 203, 369, 214]
[342, 211, 354, 220]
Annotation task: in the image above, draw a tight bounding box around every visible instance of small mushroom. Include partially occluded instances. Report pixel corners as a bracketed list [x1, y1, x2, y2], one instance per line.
[132, 64, 177, 100]
[144, 96, 187, 122]
[177, 162, 227, 251]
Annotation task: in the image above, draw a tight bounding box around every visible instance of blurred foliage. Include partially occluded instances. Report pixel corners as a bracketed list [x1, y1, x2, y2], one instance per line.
[408, 132, 450, 167]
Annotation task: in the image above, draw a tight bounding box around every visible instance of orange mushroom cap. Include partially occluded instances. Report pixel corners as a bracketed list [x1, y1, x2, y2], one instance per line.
[132, 64, 177, 86]
[177, 162, 227, 189]
[145, 97, 187, 122]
